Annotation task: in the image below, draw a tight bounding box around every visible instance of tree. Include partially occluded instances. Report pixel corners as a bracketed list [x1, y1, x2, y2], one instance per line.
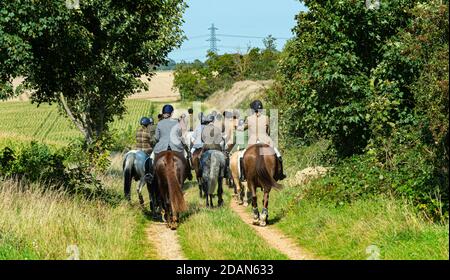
[271, 0, 418, 156]
[0, 0, 186, 144]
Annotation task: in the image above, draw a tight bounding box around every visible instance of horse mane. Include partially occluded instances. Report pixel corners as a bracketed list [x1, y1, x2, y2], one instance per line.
[162, 152, 188, 213]
[254, 144, 282, 191]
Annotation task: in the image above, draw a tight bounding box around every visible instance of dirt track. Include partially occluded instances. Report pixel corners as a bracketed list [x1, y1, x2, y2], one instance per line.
[229, 198, 316, 260]
[146, 222, 186, 260]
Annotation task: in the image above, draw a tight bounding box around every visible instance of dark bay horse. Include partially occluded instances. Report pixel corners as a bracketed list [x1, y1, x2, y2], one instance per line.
[153, 151, 188, 229]
[191, 149, 204, 198]
[243, 143, 283, 226]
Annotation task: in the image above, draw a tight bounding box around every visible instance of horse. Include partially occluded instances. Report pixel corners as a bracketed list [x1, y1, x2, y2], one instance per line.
[242, 143, 283, 226]
[153, 151, 188, 229]
[191, 148, 204, 198]
[230, 151, 249, 206]
[201, 150, 226, 207]
[123, 150, 159, 216]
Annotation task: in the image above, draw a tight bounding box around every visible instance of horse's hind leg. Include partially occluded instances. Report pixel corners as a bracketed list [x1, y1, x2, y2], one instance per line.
[217, 177, 224, 207]
[198, 178, 203, 198]
[209, 195, 214, 208]
[137, 179, 145, 208]
[170, 212, 178, 230]
[248, 181, 260, 225]
[259, 191, 270, 227]
[147, 183, 157, 219]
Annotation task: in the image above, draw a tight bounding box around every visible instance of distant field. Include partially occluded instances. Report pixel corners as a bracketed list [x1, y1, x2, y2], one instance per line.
[0, 100, 159, 146]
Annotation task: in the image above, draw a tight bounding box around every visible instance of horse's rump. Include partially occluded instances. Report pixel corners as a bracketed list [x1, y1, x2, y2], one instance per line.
[245, 144, 282, 191]
[202, 150, 225, 194]
[154, 151, 188, 213]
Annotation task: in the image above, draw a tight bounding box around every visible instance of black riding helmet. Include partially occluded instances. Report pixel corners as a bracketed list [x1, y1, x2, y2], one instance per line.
[250, 100, 263, 112]
[140, 117, 151, 126]
[162, 104, 174, 114]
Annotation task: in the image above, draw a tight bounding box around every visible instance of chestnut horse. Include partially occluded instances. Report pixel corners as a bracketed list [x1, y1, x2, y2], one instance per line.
[153, 151, 188, 229]
[243, 143, 282, 226]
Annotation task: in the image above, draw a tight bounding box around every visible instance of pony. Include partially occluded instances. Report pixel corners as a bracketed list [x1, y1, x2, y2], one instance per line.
[191, 148, 204, 198]
[230, 151, 249, 206]
[201, 150, 226, 207]
[153, 151, 188, 229]
[123, 150, 159, 216]
[242, 143, 283, 226]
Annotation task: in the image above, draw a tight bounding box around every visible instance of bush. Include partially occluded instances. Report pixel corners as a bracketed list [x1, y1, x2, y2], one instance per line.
[269, 0, 448, 220]
[0, 142, 103, 194]
[174, 45, 280, 101]
[305, 130, 448, 221]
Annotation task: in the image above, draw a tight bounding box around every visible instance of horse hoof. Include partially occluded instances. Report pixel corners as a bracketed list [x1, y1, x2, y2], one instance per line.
[252, 218, 260, 225]
[259, 214, 267, 226]
[243, 202, 249, 207]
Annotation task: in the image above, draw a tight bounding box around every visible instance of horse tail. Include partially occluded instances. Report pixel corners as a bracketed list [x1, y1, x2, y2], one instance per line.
[123, 152, 135, 200]
[255, 145, 283, 190]
[207, 152, 221, 195]
[165, 153, 188, 213]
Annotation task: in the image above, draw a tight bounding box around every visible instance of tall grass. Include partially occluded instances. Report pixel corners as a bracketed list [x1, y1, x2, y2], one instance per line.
[269, 141, 449, 260]
[270, 193, 449, 260]
[0, 180, 150, 260]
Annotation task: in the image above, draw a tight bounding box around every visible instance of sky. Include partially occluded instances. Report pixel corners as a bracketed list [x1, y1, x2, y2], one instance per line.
[168, 0, 307, 63]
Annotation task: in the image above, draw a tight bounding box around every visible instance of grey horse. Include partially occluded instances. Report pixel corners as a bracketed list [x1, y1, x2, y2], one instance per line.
[201, 150, 226, 207]
[123, 150, 159, 216]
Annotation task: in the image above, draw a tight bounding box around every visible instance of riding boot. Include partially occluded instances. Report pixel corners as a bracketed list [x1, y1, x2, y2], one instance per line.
[277, 156, 286, 180]
[239, 157, 246, 182]
[145, 158, 154, 183]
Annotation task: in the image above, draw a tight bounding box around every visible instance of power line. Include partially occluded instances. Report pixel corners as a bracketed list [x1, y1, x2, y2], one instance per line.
[217, 33, 290, 40]
[186, 34, 209, 40]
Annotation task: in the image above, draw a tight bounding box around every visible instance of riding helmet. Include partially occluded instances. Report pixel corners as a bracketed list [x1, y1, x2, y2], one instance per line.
[250, 100, 263, 112]
[162, 104, 174, 114]
[188, 108, 193, 114]
[140, 117, 151, 126]
[224, 111, 233, 119]
[206, 114, 215, 124]
[233, 109, 240, 119]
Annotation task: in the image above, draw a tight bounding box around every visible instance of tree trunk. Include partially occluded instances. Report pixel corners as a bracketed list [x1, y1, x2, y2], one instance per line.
[59, 93, 94, 144]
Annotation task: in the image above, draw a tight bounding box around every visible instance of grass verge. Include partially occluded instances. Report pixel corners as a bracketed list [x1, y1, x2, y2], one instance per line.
[0, 180, 153, 260]
[177, 183, 288, 260]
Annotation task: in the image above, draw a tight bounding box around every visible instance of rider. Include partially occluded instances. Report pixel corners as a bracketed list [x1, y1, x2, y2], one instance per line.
[200, 113, 227, 177]
[135, 116, 155, 178]
[136, 117, 154, 156]
[190, 112, 207, 154]
[237, 100, 286, 181]
[188, 108, 194, 132]
[152, 104, 193, 180]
